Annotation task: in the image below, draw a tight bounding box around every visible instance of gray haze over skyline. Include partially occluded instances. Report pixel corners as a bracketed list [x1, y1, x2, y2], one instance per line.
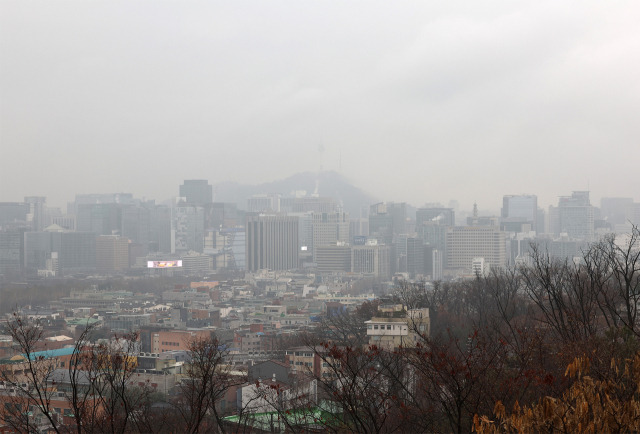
[2, 1, 639, 212]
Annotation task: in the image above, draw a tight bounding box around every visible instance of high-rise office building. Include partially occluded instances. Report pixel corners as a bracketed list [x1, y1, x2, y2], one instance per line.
[349, 218, 369, 238]
[431, 249, 443, 281]
[446, 226, 506, 272]
[536, 208, 546, 234]
[51, 214, 76, 231]
[246, 215, 299, 271]
[416, 207, 454, 270]
[149, 205, 172, 253]
[181, 251, 213, 275]
[501, 195, 538, 232]
[96, 235, 130, 274]
[287, 212, 313, 259]
[351, 242, 391, 279]
[507, 232, 537, 266]
[247, 194, 281, 213]
[558, 191, 594, 241]
[548, 205, 560, 236]
[24, 196, 46, 232]
[311, 211, 350, 261]
[71, 193, 135, 217]
[387, 202, 407, 236]
[315, 244, 352, 273]
[121, 204, 151, 255]
[534, 236, 588, 261]
[0, 230, 25, 277]
[77, 203, 122, 236]
[368, 202, 408, 245]
[172, 205, 205, 254]
[406, 236, 425, 278]
[418, 222, 447, 265]
[395, 234, 425, 277]
[369, 203, 393, 245]
[24, 228, 96, 276]
[0, 203, 29, 230]
[179, 180, 213, 205]
[205, 202, 239, 229]
[207, 227, 246, 271]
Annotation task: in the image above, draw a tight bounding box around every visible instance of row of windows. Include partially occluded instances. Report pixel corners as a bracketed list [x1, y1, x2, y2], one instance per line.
[294, 352, 313, 357]
[162, 341, 180, 346]
[368, 324, 407, 331]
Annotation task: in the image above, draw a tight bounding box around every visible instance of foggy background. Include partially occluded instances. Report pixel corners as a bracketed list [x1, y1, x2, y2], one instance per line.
[2, 1, 639, 211]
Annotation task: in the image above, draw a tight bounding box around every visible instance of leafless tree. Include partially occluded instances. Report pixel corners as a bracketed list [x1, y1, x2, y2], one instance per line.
[1, 315, 152, 434]
[315, 299, 380, 348]
[86, 331, 151, 434]
[521, 226, 640, 346]
[174, 334, 245, 433]
[304, 343, 425, 434]
[65, 321, 101, 434]
[520, 244, 602, 343]
[247, 374, 321, 433]
[0, 313, 64, 433]
[592, 225, 640, 337]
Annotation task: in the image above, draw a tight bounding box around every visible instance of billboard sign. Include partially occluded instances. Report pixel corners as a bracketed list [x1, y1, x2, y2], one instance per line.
[147, 260, 183, 268]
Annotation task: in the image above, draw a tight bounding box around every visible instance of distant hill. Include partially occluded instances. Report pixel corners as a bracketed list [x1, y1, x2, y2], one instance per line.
[213, 171, 377, 216]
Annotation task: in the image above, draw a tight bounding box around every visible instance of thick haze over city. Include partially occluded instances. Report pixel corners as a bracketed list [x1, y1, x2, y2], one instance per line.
[4, 3, 640, 432]
[2, 1, 640, 210]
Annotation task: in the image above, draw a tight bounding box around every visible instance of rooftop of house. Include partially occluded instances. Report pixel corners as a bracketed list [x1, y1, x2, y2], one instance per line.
[24, 346, 76, 360]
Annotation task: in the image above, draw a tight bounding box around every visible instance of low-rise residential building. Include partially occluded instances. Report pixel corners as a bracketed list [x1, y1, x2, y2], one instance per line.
[139, 327, 214, 354]
[365, 308, 430, 350]
[236, 376, 317, 415]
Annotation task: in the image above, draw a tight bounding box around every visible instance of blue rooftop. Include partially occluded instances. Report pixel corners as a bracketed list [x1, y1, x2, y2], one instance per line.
[24, 347, 76, 360]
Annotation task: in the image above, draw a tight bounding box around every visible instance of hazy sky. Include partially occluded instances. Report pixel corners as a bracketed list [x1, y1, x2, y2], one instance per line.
[2, 1, 639, 212]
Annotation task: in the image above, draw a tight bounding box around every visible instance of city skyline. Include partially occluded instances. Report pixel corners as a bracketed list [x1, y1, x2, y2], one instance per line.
[2, 1, 640, 425]
[0, 171, 637, 216]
